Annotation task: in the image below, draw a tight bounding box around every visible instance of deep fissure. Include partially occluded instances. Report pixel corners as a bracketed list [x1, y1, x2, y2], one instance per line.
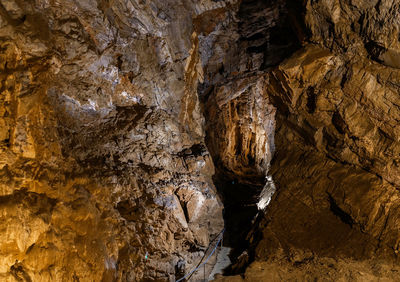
[212, 175, 265, 274]
[3, 0, 400, 280]
[197, 0, 303, 275]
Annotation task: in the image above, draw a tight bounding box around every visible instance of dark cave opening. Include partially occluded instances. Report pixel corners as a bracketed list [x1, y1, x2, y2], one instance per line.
[213, 175, 265, 274]
[238, 0, 305, 70]
[197, 0, 307, 277]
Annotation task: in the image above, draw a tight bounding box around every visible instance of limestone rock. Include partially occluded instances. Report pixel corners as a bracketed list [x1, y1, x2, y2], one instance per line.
[2, 0, 400, 281]
[200, 0, 400, 279]
[0, 0, 225, 281]
[205, 76, 276, 181]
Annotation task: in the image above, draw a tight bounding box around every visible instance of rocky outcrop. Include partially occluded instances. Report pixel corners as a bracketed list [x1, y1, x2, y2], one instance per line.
[0, 0, 225, 281]
[211, 0, 400, 279]
[2, 0, 400, 281]
[205, 76, 276, 181]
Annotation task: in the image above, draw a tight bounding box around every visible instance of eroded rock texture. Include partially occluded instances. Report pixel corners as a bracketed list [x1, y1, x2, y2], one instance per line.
[2, 0, 400, 281]
[0, 0, 229, 280]
[212, 0, 400, 280]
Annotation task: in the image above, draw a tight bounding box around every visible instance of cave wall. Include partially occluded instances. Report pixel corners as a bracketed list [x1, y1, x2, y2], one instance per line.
[213, 0, 400, 280]
[205, 76, 276, 181]
[0, 0, 231, 280]
[256, 0, 400, 259]
[2, 0, 400, 281]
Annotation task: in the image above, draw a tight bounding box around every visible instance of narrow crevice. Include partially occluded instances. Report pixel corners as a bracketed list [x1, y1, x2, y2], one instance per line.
[196, 0, 304, 276]
[212, 174, 265, 275]
[10, 262, 32, 282]
[328, 194, 354, 227]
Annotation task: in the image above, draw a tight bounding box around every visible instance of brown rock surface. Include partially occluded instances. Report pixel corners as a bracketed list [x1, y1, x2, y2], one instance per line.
[205, 76, 276, 181]
[2, 0, 400, 281]
[201, 0, 400, 280]
[0, 0, 227, 281]
[215, 259, 400, 281]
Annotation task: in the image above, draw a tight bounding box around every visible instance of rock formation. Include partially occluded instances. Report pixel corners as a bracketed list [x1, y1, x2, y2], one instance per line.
[1, 0, 400, 281]
[0, 0, 225, 280]
[213, 0, 400, 280]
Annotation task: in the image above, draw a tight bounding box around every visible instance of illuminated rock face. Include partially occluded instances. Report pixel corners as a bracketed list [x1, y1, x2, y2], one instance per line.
[201, 0, 400, 280]
[2, 0, 400, 281]
[0, 1, 225, 281]
[205, 76, 276, 181]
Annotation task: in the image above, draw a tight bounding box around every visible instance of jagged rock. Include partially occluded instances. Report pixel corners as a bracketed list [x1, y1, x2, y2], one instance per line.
[205, 76, 276, 181]
[202, 0, 400, 280]
[0, 0, 225, 281]
[2, 0, 400, 281]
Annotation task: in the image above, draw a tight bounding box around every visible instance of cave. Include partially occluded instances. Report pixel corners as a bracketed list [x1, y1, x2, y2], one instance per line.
[1, 0, 400, 281]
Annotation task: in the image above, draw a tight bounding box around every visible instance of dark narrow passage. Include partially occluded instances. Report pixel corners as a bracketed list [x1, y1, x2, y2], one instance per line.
[237, 0, 304, 70]
[214, 175, 264, 274]
[196, 0, 305, 277]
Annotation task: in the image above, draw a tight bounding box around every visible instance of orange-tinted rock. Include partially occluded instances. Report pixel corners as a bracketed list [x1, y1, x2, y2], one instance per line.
[0, 1, 225, 281]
